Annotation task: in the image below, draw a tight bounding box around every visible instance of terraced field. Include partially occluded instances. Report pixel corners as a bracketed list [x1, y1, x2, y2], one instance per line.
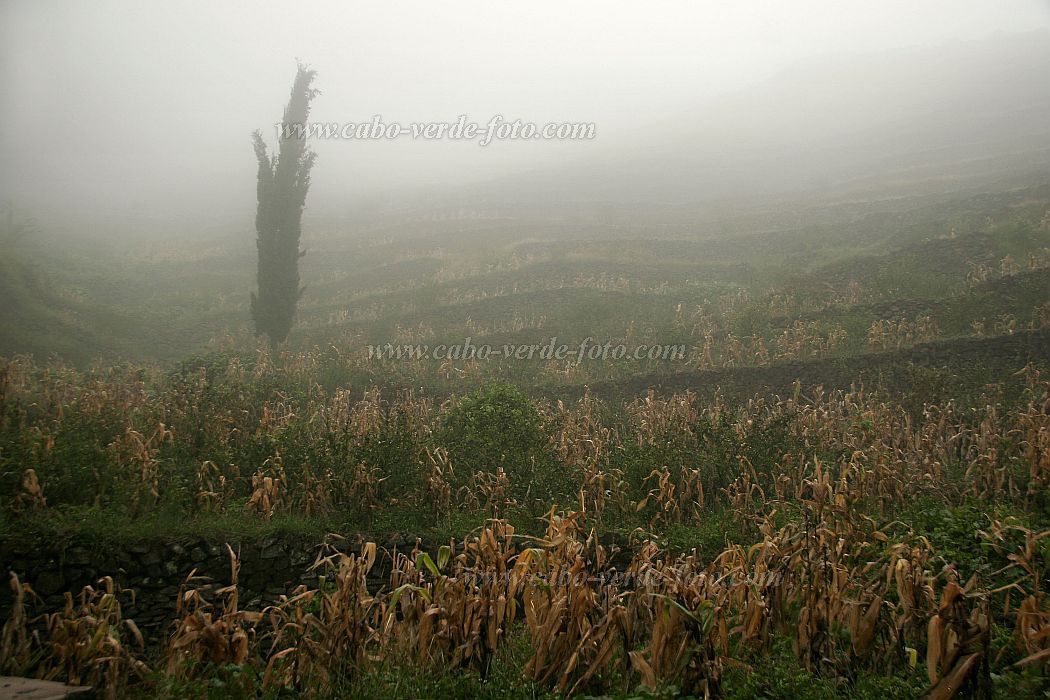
[2, 179, 1050, 698]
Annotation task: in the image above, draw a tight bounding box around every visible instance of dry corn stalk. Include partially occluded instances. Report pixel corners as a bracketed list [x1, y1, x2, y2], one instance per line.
[263, 543, 379, 689]
[245, 454, 288, 519]
[14, 468, 46, 511]
[108, 422, 173, 513]
[166, 545, 263, 677]
[0, 572, 42, 676]
[42, 577, 149, 699]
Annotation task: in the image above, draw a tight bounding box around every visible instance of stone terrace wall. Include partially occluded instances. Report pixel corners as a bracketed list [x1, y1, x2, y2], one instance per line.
[1, 532, 419, 645]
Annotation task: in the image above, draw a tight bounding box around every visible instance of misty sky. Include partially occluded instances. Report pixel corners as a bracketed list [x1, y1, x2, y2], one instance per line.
[2, 1, 1049, 226]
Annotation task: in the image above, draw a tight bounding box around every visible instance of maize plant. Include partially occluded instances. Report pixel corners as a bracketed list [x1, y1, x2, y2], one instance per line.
[423, 446, 454, 518]
[459, 468, 517, 518]
[1033, 301, 1050, 329]
[979, 520, 1050, 669]
[264, 544, 379, 689]
[42, 578, 149, 699]
[13, 468, 46, 511]
[347, 461, 385, 516]
[245, 454, 288, 519]
[108, 422, 173, 514]
[868, 315, 940, 351]
[194, 460, 235, 513]
[166, 545, 263, 678]
[381, 524, 523, 673]
[0, 573, 40, 676]
[298, 464, 336, 516]
[521, 512, 624, 694]
[923, 580, 991, 698]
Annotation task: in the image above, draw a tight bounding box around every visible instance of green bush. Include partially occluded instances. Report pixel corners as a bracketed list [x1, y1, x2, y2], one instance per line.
[439, 383, 569, 507]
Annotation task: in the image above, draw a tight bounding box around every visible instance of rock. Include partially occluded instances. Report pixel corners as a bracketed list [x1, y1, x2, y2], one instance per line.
[33, 570, 65, 597]
[64, 547, 92, 566]
[0, 532, 404, 636]
[0, 676, 93, 699]
[6, 560, 29, 575]
[245, 572, 268, 591]
[260, 544, 284, 560]
[157, 585, 179, 600]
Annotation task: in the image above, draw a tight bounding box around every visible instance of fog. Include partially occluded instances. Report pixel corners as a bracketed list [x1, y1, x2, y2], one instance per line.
[8, 6, 1050, 690]
[2, 1, 1049, 231]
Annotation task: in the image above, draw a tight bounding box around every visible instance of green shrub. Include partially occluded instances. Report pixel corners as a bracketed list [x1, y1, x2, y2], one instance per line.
[439, 383, 568, 507]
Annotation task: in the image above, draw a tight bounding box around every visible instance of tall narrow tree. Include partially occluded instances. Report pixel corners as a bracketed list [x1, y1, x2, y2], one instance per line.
[251, 64, 318, 351]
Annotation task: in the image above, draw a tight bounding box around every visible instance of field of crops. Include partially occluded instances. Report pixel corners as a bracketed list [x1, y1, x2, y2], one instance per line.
[1, 347, 1049, 697]
[2, 181, 1050, 698]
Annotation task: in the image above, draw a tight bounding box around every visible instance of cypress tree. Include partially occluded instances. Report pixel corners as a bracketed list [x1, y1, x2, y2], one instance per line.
[250, 64, 318, 351]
